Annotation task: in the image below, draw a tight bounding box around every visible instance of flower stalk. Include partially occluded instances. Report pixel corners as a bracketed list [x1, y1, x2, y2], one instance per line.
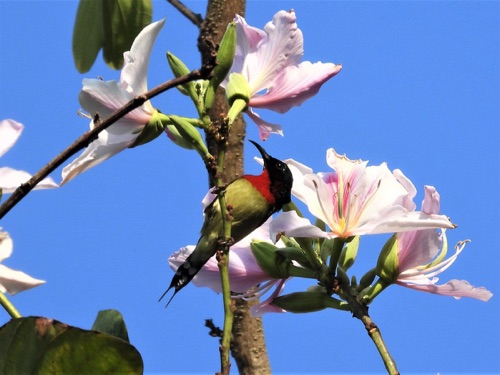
[0, 291, 21, 319]
[334, 282, 399, 374]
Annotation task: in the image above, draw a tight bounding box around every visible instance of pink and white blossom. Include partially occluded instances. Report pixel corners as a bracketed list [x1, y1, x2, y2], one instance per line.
[61, 19, 165, 185]
[394, 187, 492, 301]
[272, 149, 455, 239]
[0, 119, 58, 193]
[0, 229, 45, 295]
[226, 10, 341, 140]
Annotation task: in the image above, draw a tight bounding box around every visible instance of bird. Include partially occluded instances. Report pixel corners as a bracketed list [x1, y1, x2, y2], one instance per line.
[160, 140, 293, 306]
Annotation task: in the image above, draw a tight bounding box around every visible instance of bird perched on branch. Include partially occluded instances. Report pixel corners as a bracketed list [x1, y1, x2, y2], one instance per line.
[161, 140, 293, 306]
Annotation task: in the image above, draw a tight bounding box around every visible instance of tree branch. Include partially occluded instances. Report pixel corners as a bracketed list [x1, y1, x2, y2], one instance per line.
[167, 0, 203, 27]
[0, 63, 215, 220]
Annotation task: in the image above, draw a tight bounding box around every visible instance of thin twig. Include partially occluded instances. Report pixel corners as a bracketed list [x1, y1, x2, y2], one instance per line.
[335, 281, 400, 374]
[167, 0, 203, 27]
[0, 64, 215, 220]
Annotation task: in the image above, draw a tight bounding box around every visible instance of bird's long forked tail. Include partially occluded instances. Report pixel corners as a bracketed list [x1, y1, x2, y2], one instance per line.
[159, 254, 204, 307]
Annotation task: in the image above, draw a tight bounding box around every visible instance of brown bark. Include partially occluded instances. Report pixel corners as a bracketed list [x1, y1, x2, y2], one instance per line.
[198, 1, 272, 374]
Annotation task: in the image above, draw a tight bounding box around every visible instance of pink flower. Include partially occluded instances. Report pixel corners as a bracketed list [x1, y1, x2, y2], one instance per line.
[168, 217, 287, 316]
[271, 149, 455, 239]
[226, 10, 341, 140]
[394, 187, 492, 301]
[0, 229, 45, 295]
[61, 19, 165, 185]
[0, 119, 58, 193]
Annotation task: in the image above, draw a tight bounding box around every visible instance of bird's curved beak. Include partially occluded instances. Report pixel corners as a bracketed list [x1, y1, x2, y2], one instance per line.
[249, 140, 271, 165]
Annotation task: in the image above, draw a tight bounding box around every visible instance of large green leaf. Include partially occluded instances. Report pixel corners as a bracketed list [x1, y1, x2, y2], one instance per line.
[73, 0, 153, 73]
[91, 309, 130, 342]
[0, 316, 143, 374]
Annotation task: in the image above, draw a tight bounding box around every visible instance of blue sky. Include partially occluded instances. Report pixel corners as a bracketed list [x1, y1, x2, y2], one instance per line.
[0, 1, 498, 373]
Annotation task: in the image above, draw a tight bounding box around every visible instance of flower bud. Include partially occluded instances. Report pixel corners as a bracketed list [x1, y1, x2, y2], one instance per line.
[272, 291, 348, 313]
[357, 267, 377, 292]
[251, 241, 291, 279]
[375, 234, 399, 283]
[338, 235, 359, 270]
[204, 22, 237, 110]
[168, 115, 209, 158]
[165, 124, 195, 150]
[166, 52, 198, 101]
[129, 109, 165, 148]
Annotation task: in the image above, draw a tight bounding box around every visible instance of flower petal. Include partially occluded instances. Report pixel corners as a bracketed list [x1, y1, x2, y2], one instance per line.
[120, 19, 165, 96]
[240, 10, 304, 94]
[396, 278, 493, 302]
[60, 124, 139, 185]
[270, 211, 329, 240]
[0, 230, 13, 262]
[249, 61, 341, 113]
[246, 109, 283, 141]
[0, 264, 45, 295]
[79, 79, 152, 124]
[0, 167, 58, 193]
[0, 119, 23, 157]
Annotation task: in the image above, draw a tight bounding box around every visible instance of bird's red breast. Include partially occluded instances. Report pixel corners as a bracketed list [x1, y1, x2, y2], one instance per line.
[242, 170, 275, 204]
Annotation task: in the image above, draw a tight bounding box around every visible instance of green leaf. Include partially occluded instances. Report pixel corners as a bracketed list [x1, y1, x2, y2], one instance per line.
[72, 0, 104, 73]
[0, 316, 142, 374]
[91, 309, 130, 342]
[72, 0, 152, 73]
[102, 0, 153, 70]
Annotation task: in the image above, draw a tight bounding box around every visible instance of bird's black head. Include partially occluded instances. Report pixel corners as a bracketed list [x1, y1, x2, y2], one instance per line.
[249, 140, 293, 209]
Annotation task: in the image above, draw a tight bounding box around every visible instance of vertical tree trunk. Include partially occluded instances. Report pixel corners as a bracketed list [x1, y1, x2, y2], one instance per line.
[198, 1, 272, 374]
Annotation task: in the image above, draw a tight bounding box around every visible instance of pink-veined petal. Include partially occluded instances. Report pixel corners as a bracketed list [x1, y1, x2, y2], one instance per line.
[249, 62, 341, 113]
[396, 278, 493, 302]
[396, 229, 442, 271]
[246, 109, 283, 141]
[0, 119, 23, 157]
[251, 279, 287, 317]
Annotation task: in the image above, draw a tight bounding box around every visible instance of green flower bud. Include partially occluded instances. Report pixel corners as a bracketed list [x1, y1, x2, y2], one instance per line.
[276, 247, 312, 270]
[165, 124, 196, 150]
[375, 234, 399, 283]
[166, 52, 198, 101]
[251, 241, 291, 279]
[338, 235, 360, 271]
[272, 291, 349, 313]
[168, 115, 209, 158]
[204, 22, 237, 110]
[129, 109, 165, 148]
[357, 267, 377, 292]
